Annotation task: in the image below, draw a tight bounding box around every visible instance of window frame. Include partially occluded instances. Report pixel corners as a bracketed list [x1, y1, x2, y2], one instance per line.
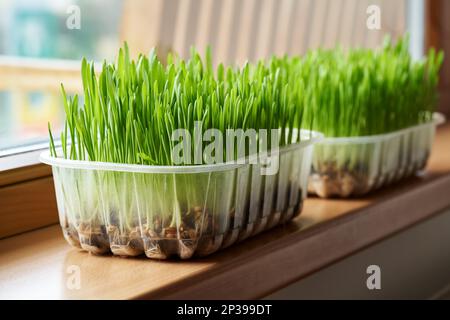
[426, 0, 450, 116]
[0, 57, 81, 238]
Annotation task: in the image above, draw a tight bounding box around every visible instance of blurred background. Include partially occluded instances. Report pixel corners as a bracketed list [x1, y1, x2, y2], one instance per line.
[0, 0, 447, 156]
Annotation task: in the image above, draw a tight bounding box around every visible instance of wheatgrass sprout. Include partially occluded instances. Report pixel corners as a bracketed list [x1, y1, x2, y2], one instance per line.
[295, 36, 443, 137]
[49, 45, 307, 165]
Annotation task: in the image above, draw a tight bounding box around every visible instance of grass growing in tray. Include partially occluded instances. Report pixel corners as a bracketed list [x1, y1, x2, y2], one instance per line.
[47, 45, 310, 241]
[46, 37, 443, 252]
[295, 36, 443, 137]
[48, 46, 306, 165]
[290, 36, 444, 197]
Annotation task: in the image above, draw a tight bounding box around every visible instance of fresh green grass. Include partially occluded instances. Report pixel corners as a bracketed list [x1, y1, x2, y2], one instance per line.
[294, 36, 443, 137]
[283, 36, 443, 179]
[48, 45, 306, 165]
[48, 37, 442, 163]
[47, 36, 443, 233]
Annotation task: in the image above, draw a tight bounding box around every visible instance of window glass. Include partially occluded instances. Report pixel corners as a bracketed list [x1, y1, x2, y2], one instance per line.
[0, 0, 123, 153]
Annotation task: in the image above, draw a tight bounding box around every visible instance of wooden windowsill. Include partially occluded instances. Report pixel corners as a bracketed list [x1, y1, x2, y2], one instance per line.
[0, 125, 449, 300]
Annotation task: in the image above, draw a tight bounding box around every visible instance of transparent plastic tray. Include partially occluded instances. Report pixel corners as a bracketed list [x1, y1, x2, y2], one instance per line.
[308, 113, 446, 198]
[41, 130, 322, 259]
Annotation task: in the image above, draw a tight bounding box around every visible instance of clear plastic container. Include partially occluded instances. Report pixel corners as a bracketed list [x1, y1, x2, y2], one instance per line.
[41, 130, 322, 259]
[308, 113, 446, 198]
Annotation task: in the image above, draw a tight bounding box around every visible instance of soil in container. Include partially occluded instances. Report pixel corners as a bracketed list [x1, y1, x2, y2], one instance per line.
[143, 206, 222, 259]
[107, 225, 145, 257]
[311, 151, 431, 198]
[77, 222, 110, 254]
[62, 220, 81, 248]
[309, 162, 373, 198]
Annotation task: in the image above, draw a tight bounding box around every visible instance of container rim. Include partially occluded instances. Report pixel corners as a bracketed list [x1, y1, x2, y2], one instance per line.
[318, 112, 446, 145]
[40, 129, 323, 174]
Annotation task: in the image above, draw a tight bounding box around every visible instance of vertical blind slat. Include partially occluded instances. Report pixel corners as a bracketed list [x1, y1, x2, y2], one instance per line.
[289, 0, 313, 55]
[254, 0, 277, 60]
[308, 0, 328, 49]
[120, 0, 408, 62]
[274, 0, 297, 56]
[235, 0, 259, 65]
[215, 0, 238, 65]
[196, 0, 215, 55]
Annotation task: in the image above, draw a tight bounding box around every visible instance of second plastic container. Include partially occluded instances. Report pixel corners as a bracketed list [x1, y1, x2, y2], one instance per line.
[308, 113, 445, 198]
[41, 130, 322, 259]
